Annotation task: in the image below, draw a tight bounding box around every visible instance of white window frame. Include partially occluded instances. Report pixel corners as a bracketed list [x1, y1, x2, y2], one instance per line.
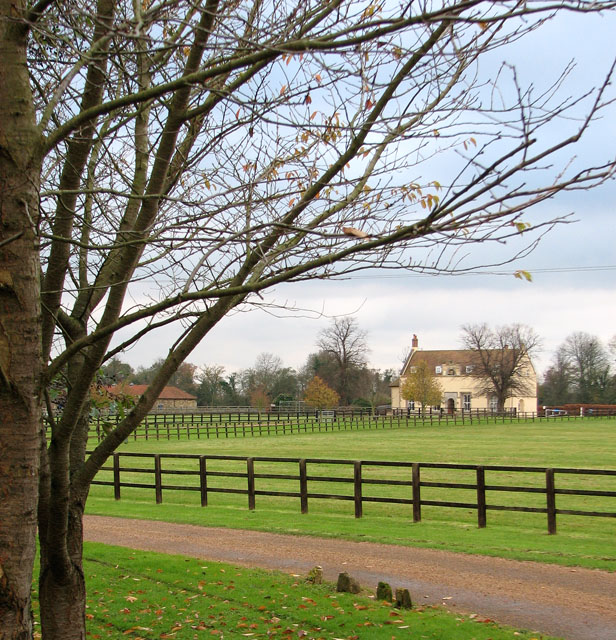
[463, 394, 471, 410]
[465, 365, 473, 374]
[435, 365, 442, 374]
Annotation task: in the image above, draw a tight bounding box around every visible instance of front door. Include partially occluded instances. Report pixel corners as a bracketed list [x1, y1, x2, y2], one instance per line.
[447, 398, 455, 414]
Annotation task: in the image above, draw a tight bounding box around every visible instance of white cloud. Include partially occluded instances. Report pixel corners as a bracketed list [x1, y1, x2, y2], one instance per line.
[119, 273, 615, 379]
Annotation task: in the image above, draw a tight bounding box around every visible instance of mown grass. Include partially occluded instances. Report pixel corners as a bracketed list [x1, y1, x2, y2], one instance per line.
[33, 542, 562, 639]
[107, 416, 616, 468]
[86, 419, 616, 571]
[90, 412, 600, 445]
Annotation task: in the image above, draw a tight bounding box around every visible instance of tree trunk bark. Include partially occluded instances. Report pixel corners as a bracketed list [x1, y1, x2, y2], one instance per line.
[0, 3, 43, 637]
[38, 495, 88, 640]
[38, 379, 91, 640]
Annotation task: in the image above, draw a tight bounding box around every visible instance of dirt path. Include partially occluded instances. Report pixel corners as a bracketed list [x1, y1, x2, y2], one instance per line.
[84, 515, 616, 640]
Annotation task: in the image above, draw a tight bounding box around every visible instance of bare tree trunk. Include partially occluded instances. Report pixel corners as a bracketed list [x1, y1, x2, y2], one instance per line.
[0, 2, 43, 636]
[38, 493, 88, 640]
[38, 343, 91, 640]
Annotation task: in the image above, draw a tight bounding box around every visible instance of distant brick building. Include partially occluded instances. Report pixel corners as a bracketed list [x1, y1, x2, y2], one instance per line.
[106, 384, 197, 410]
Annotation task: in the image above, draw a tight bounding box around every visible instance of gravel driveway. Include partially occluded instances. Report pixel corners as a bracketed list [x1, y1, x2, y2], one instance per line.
[84, 515, 616, 640]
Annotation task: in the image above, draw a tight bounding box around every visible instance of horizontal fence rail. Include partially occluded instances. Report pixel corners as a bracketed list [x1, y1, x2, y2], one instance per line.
[90, 452, 616, 534]
[87, 411, 616, 444]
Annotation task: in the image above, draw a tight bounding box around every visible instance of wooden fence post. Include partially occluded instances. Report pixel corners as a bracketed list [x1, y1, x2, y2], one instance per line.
[247, 457, 256, 511]
[354, 461, 363, 518]
[476, 466, 487, 528]
[154, 454, 163, 504]
[113, 452, 121, 500]
[546, 468, 557, 535]
[412, 463, 421, 522]
[299, 459, 308, 514]
[199, 456, 208, 507]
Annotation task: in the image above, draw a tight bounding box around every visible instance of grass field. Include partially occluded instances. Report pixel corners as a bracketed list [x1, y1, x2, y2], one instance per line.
[34, 542, 561, 639]
[86, 419, 616, 571]
[89, 411, 599, 444]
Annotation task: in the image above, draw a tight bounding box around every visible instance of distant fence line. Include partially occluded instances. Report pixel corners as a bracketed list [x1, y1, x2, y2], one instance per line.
[147, 406, 374, 415]
[89, 410, 616, 443]
[91, 452, 616, 534]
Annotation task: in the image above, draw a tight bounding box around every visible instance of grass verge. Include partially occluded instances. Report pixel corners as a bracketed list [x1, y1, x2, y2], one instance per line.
[33, 542, 562, 639]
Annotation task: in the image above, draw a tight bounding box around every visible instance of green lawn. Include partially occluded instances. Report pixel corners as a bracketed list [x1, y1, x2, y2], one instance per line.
[90, 411, 594, 445]
[34, 542, 562, 639]
[104, 415, 616, 467]
[86, 419, 616, 570]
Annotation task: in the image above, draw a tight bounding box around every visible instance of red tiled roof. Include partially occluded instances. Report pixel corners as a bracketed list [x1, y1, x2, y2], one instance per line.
[106, 384, 196, 400]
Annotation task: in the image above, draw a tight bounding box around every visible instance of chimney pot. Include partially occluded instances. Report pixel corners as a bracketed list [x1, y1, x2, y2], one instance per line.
[412, 334, 418, 349]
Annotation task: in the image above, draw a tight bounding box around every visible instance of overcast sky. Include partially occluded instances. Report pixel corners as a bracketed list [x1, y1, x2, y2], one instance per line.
[116, 9, 616, 380]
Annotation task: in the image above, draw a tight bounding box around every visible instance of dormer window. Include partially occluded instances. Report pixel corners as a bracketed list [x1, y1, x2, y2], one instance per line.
[465, 365, 473, 373]
[448, 368, 455, 376]
[410, 366, 417, 373]
[435, 365, 442, 374]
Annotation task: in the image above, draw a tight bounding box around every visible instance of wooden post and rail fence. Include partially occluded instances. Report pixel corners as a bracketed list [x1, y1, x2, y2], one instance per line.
[91, 452, 616, 535]
[88, 410, 616, 443]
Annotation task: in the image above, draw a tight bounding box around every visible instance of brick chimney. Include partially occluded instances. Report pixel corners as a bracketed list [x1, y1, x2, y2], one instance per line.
[411, 334, 418, 349]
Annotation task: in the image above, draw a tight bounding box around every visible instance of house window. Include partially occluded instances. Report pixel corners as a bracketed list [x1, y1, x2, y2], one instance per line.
[435, 365, 442, 374]
[408, 400, 415, 410]
[465, 365, 473, 373]
[489, 396, 498, 412]
[410, 366, 417, 373]
[463, 394, 471, 410]
[448, 368, 455, 376]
